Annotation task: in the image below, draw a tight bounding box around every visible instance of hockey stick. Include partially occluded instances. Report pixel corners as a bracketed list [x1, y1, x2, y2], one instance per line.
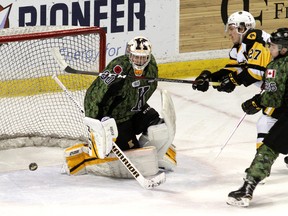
[51, 48, 220, 86]
[215, 113, 247, 159]
[52, 74, 165, 189]
[215, 90, 264, 159]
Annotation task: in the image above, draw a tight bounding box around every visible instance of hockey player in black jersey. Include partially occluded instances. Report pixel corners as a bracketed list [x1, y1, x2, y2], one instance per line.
[193, 11, 271, 94]
[227, 28, 288, 207]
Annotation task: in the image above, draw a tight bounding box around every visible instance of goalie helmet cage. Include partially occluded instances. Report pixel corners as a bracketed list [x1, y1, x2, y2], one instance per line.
[0, 26, 106, 150]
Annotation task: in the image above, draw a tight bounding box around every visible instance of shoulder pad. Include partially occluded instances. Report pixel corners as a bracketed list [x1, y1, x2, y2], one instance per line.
[243, 29, 267, 47]
[245, 29, 263, 41]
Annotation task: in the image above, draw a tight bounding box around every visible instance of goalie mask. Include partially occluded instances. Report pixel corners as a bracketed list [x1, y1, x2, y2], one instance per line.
[126, 36, 152, 77]
[226, 11, 256, 35]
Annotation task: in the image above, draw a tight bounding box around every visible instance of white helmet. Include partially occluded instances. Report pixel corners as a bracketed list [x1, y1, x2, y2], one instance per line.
[126, 36, 152, 76]
[226, 11, 256, 33]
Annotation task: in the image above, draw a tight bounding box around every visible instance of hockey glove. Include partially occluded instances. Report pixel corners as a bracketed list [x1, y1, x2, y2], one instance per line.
[241, 94, 263, 115]
[216, 72, 240, 93]
[192, 70, 212, 92]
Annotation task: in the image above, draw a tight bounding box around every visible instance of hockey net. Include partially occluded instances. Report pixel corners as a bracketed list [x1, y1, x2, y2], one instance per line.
[0, 26, 106, 150]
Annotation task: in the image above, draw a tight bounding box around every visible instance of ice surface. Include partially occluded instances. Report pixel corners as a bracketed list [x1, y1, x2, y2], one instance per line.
[1, 81, 287, 215]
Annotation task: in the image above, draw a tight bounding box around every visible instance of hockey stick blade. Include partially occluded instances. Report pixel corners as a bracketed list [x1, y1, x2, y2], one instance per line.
[51, 48, 219, 86]
[52, 74, 166, 189]
[112, 145, 166, 189]
[51, 48, 69, 71]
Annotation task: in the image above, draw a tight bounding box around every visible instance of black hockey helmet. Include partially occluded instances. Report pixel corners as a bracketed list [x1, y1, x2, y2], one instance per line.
[270, 28, 288, 47]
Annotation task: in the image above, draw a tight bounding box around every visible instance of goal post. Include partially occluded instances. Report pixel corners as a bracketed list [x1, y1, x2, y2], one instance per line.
[0, 26, 106, 150]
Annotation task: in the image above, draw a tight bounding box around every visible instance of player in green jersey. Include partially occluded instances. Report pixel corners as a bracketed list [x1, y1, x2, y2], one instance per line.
[227, 28, 288, 207]
[84, 36, 159, 150]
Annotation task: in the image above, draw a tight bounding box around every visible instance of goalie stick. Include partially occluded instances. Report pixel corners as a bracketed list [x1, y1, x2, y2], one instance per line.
[51, 48, 220, 86]
[52, 74, 166, 189]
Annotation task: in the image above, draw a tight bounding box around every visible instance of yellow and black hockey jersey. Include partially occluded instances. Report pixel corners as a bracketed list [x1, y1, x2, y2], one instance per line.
[226, 29, 271, 86]
[212, 29, 272, 88]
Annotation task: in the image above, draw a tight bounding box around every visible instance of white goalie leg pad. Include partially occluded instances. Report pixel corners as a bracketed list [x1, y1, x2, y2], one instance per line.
[145, 123, 170, 158]
[160, 89, 176, 155]
[83, 117, 118, 159]
[86, 146, 159, 178]
[140, 124, 177, 171]
[139, 90, 177, 170]
[159, 90, 177, 170]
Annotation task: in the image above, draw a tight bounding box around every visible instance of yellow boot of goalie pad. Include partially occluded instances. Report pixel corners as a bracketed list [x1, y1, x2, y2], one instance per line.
[64, 143, 89, 175]
[159, 144, 177, 171]
[166, 145, 177, 165]
[64, 143, 117, 175]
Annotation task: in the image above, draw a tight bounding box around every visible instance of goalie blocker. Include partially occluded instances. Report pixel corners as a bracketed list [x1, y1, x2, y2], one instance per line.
[63, 90, 177, 178]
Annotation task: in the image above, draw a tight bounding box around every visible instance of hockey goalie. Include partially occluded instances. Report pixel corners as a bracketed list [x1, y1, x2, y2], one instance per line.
[62, 36, 176, 178]
[63, 90, 176, 178]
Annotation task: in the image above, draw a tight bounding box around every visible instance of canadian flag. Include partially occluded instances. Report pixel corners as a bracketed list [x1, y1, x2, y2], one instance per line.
[266, 69, 276, 78]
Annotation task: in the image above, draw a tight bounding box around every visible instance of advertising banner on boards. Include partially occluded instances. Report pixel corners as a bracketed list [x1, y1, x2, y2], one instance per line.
[0, 0, 179, 63]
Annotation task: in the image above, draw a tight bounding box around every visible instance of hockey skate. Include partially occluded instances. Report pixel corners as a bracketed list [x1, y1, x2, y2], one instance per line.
[226, 179, 257, 207]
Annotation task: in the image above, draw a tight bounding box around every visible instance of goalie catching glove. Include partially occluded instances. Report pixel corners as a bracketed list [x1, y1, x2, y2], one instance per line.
[241, 94, 263, 115]
[84, 116, 118, 159]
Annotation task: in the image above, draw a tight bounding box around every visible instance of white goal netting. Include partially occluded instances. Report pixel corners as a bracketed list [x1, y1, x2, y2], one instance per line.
[0, 26, 106, 150]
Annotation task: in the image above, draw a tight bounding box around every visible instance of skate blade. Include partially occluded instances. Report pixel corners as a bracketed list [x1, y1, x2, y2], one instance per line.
[259, 178, 267, 185]
[226, 197, 250, 207]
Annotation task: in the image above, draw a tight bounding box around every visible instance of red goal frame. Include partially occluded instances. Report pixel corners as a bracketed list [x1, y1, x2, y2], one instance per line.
[0, 26, 106, 71]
